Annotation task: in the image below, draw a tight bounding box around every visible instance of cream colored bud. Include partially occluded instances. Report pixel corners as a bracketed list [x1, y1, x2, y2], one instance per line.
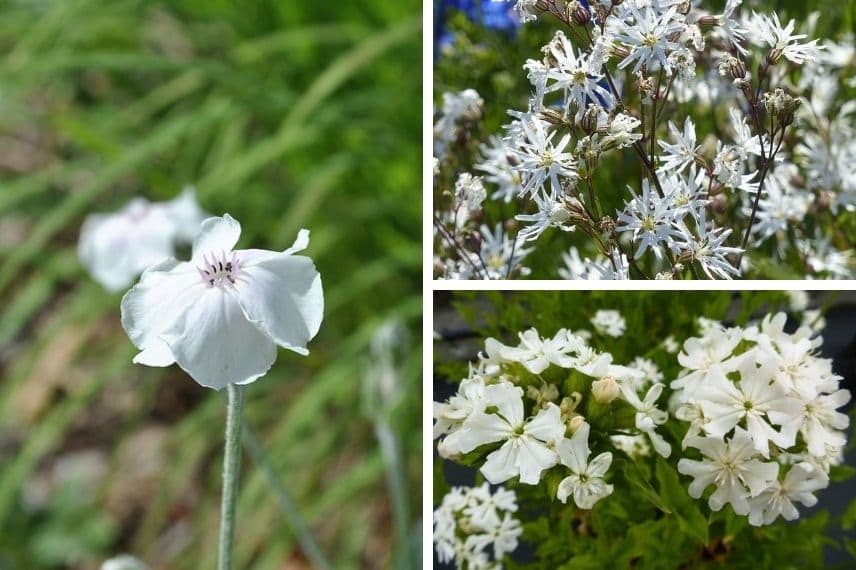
[568, 414, 586, 433]
[592, 376, 620, 403]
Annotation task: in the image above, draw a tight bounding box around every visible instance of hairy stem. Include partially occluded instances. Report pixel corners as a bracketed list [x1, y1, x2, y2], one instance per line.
[218, 384, 245, 570]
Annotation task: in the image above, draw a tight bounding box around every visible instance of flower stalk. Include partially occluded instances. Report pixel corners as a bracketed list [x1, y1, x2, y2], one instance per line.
[218, 383, 245, 570]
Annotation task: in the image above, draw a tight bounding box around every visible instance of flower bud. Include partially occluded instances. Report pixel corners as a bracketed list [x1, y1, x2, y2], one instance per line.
[710, 193, 728, 214]
[540, 108, 568, 126]
[697, 15, 718, 28]
[580, 105, 601, 135]
[568, 413, 586, 434]
[592, 376, 620, 404]
[565, 1, 591, 25]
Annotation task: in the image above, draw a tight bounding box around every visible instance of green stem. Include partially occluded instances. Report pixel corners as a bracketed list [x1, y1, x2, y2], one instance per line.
[376, 419, 412, 569]
[218, 383, 245, 570]
[243, 425, 334, 570]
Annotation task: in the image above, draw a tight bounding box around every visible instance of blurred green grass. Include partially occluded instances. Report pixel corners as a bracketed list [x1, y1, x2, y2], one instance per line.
[0, 1, 421, 569]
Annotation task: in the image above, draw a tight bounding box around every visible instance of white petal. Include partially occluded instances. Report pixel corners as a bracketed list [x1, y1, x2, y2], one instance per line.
[236, 253, 323, 355]
[524, 403, 564, 444]
[133, 342, 175, 367]
[558, 422, 590, 473]
[192, 214, 241, 261]
[164, 186, 210, 242]
[456, 412, 512, 452]
[120, 258, 202, 353]
[162, 289, 277, 389]
[587, 452, 613, 477]
[557, 476, 577, 504]
[284, 229, 310, 255]
[480, 442, 518, 485]
[517, 437, 558, 484]
[484, 383, 524, 427]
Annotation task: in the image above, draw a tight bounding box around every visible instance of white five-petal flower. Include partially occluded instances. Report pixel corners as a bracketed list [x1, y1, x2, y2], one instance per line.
[556, 422, 614, 509]
[121, 214, 323, 390]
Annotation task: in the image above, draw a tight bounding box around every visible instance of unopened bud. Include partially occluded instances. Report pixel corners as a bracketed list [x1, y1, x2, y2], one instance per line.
[566, 1, 591, 25]
[767, 47, 784, 65]
[635, 72, 654, 98]
[568, 413, 586, 433]
[697, 15, 718, 28]
[718, 54, 747, 82]
[598, 216, 616, 236]
[540, 108, 568, 126]
[580, 105, 601, 135]
[710, 193, 728, 214]
[592, 376, 620, 404]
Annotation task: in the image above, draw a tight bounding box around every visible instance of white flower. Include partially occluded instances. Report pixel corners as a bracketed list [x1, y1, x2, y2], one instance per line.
[772, 388, 851, 458]
[79, 190, 209, 292]
[622, 383, 672, 458]
[590, 310, 626, 338]
[556, 422, 614, 509]
[165, 186, 210, 242]
[455, 172, 487, 211]
[678, 427, 779, 515]
[511, 116, 577, 198]
[715, 0, 749, 55]
[614, 5, 684, 75]
[500, 328, 581, 373]
[658, 117, 699, 173]
[747, 462, 828, 526]
[693, 354, 802, 457]
[120, 214, 323, 390]
[753, 12, 823, 65]
[456, 384, 564, 485]
[616, 181, 682, 261]
[434, 375, 489, 445]
[515, 193, 577, 242]
[543, 31, 613, 118]
[605, 113, 643, 149]
[478, 223, 532, 279]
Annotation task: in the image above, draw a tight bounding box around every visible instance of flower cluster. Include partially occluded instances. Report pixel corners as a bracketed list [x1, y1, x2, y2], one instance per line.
[434, 0, 856, 279]
[673, 312, 850, 526]
[433, 483, 523, 569]
[434, 315, 672, 507]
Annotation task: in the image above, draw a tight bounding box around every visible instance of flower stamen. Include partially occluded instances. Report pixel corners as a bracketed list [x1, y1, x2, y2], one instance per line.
[198, 251, 241, 288]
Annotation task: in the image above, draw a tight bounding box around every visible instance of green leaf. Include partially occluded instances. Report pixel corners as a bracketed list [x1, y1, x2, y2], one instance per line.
[655, 457, 709, 546]
[830, 464, 856, 482]
[842, 497, 856, 532]
[623, 460, 671, 514]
